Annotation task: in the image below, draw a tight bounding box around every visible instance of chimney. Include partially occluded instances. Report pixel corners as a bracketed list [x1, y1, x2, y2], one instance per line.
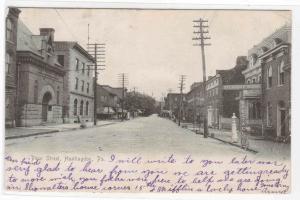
[40, 28, 55, 40]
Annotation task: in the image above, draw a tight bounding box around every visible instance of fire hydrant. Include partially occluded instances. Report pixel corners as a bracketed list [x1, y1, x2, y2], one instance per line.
[231, 113, 238, 143]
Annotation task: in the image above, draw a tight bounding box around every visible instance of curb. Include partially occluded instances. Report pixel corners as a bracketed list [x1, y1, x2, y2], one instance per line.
[5, 130, 59, 140]
[5, 122, 117, 140]
[188, 129, 258, 154]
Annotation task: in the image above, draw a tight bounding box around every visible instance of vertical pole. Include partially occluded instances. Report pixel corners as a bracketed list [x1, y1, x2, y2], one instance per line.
[94, 44, 98, 125]
[122, 73, 124, 121]
[199, 18, 209, 138]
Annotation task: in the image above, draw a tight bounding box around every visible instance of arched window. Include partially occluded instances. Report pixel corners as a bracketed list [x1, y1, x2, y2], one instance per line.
[85, 101, 89, 115]
[268, 66, 272, 88]
[5, 53, 12, 74]
[82, 62, 85, 74]
[34, 80, 38, 103]
[57, 86, 60, 104]
[6, 18, 13, 42]
[279, 60, 285, 85]
[74, 99, 78, 115]
[75, 77, 79, 90]
[258, 75, 262, 83]
[80, 100, 84, 116]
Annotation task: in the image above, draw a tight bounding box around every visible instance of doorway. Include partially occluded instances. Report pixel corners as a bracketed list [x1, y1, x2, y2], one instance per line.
[42, 92, 52, 122]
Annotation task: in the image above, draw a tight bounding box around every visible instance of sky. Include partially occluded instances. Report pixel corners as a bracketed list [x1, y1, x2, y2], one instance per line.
[18, 8, 291, 100]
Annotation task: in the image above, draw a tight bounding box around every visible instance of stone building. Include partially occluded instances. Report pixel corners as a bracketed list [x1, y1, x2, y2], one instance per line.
[16, 21, 65, 126]
[5, 8, 21, 127]
[54, 42, 95, 123]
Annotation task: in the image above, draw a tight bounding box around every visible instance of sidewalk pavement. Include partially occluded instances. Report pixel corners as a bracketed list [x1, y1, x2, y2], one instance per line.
[5, 120, 119, 140]
[182, 122, 290, 158]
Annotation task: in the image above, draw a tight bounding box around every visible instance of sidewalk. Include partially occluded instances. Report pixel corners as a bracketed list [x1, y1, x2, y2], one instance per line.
[5, 120, 119, 140]
[182, 122, 290, 158]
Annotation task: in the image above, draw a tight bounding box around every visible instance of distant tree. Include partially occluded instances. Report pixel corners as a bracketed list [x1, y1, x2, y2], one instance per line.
[123, 91, 156, 116]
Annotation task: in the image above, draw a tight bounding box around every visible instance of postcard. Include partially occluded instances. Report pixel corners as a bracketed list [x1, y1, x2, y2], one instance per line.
[3, 2, 294, 196]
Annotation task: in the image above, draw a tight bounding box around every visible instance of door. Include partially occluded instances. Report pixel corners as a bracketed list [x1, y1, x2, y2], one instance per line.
[280, 109, 286, 136]
[42, 92, 52, 122]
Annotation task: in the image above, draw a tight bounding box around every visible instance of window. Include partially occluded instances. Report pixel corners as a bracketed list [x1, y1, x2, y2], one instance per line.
[279, 61, 285, 85]
[6, 18, 13, 42]
[252, 77, 256, 84]
[75, 58, 79, 71]
[57, 86, 60, 104]
[267, 102, 272, 126]
[87, 83, 90, 94]
[82, 62, 85, 74]
[5, 53, 12, 74]
[85, 101, 89, 115]
[80, 100, 84, 115]
[81, 80, 85, 92]
[87, 66, 90, 76]
[75, 78, 79, 90]
[247, 79, 251, 84]
[267, 66, 272, 88]
[258, 75, 262, 83]
[34, 80, 38, 103]
[74, 99, 78, 115]
[57, 55, 64, 66]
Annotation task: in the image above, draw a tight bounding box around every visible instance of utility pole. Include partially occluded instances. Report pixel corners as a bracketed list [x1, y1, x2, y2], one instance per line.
[193, 18, 211, 138]
[178, 75, 186, 126]
[118, 73, 128, 121]
[87, 43, 106, 125]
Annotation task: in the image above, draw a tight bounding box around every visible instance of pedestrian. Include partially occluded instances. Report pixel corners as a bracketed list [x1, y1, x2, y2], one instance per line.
[240, 126, 249, 150]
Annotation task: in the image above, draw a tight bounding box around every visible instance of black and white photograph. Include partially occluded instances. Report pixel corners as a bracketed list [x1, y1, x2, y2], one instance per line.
[2, 1, 296, 196]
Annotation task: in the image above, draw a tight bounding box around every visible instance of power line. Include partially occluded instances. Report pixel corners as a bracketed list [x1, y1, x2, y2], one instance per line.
[87, 43, 106, 125]
[178, 75, 186, 126]
[54, 9, 80, 42]
[193, 18, 211, 138]
[118, 73, 129, 121]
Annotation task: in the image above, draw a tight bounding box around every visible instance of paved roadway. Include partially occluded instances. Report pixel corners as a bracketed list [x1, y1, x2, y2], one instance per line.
[5, 114, 250, 157]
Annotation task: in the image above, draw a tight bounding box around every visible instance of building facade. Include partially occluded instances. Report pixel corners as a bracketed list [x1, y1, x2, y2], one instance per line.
[260, 25, 291, 138]
[206, 56, 248, 129]
[186, 82, 204, 124]
[96, 85, 118, 119]
[16, 22, 65, 126]
[5, 8, 21, 127]
[239, 25, 291, 138]
[54, 42, 95, 123]
[165, 93, 187, 120]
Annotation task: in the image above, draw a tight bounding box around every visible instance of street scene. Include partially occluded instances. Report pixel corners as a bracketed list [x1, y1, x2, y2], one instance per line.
[5, 8, 291, 160]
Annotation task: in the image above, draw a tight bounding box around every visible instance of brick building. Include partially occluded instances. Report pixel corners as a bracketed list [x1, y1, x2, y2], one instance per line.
[96, 85, 119, 119]
[260, 25, 291, 138]
[16, 21, 65, 126]
[186, 82, 204, 123]
[206, 56, 247, 129]
[165, 93, 187, 120]
[5, 8, 21, 127]
[54, 42, 95, 123]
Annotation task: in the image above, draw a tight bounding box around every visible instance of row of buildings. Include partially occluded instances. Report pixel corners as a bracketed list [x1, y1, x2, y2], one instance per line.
[5, 8, 126, 127]
[165, 25, 291, 139]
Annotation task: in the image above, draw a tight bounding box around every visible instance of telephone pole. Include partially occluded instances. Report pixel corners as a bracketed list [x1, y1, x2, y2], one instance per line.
[193, 18, 211, 138]
[87, 43, 106, 125]
[118, 73, 128, 121]
[178, 75, 186, 126]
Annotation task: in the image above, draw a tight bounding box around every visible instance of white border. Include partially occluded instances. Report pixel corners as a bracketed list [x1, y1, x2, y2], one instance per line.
[1, 1, 300, 200]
